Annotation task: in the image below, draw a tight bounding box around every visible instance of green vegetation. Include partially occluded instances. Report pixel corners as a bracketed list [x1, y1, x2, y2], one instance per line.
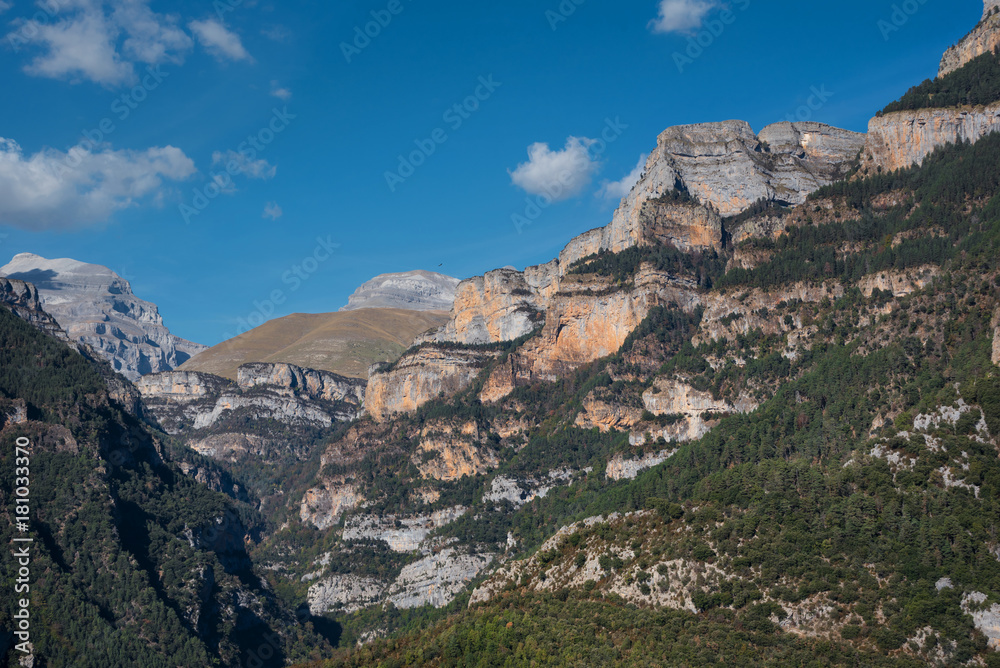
[881, 48, 1000, 115]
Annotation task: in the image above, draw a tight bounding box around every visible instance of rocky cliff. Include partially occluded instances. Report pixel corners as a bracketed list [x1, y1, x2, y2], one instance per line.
[939, 1, 1000, 77]
[340, 270, 460, 312]
[364, 347, 499, 421]
[861, 104, 1000, 172]
[0, 277, 70, 342]
[137, 363, 365, 436]
[0, 253, 205, 381]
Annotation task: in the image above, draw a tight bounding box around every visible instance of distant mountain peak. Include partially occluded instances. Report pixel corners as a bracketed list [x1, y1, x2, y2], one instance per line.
[340, 270, 460, 312]
[0, 253, 205, 381]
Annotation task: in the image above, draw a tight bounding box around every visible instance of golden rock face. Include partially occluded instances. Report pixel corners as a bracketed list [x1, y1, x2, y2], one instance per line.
[939, 9, 1000, 77]
[862, 106, 1000, 173]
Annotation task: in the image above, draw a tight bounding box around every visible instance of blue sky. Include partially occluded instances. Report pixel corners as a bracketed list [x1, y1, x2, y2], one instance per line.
[0, 0, 981, 346]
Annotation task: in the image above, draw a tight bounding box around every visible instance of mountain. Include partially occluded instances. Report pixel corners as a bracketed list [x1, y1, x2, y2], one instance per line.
[269, 3, 1000, 662]
[0, 279, 334, 667]
[179, 309, 449, 381]
[9, 2, 1000, 666]
[0, 253, 206, 382]
[340, 270, 460, 312]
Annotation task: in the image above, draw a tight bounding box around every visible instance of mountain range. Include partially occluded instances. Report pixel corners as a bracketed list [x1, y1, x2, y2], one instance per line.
[4, 3, 1000, 666]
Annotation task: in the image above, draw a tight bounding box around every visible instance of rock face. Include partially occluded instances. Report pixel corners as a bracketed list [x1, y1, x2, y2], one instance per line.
[386, 549, 493, 609]
[307, 575, 387, 615]
[606, 449, 677, 481]
[939, 2, 1000, 77]
[414, 420, 500, 481]
[340, 270, 460, 312]
[364, 347, 498, 421]
[615, 121, 864, 220]
[237, 363, 365, 404]
[0, 253, 205, 381]
[0, 277, 70, 342]
[300, 484, 363, 531]
[340, 507, 466, 551]
[862, 105, 1000, 172]
[137, 364, 365, 436]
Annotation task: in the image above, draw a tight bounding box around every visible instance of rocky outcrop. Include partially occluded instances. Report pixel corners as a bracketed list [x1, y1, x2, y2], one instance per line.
[414, 421, 500, 481]
[606, 449, 677, 480]
[364, 347, 499, 421]
[992, 307, 1000, 366]
[862, 105, 1000, 173]
[613, 121, 864, 222]
[137, 365, 365, 434]
[340, 270, 460, 312]
[479, 269, 702, 403]
[135, 370, 235, 403]
[575, 393, 644, 433]
[856, 265, 940, 298]
[341, 507, 466, 552]
[0, 277, 70, 341]
[0, 253, 206, 381]
[638, 378, 756, 443]
[237, 363, 365, 404]
[422, 268, 546, 345]
[300, 484, 363, 531]
[939, 2, 1000, 77]
[482, 469, 577, 508]
[962, 592, 1000, 649]
[307, 575, 387, 615]
[386, 549, 493, 609]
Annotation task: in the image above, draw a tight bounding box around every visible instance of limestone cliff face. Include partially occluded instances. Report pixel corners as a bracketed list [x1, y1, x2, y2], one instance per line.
[237, 363, 365, 404]
[641, 378, 755, 439]
[137, 364, 364, 435]
[939, 2, 1000, 77]
[0, 253, 206, 381]
[861, 105, 1000, 172]
[340, 270, 460, 312]
[992, 308, 1000, 366]
[413, 420, 500, 481]
[0, 277, 70, 342]
[425, 269, 545, 345]
[364, 347, 498, 421]
[480, 269, 702, 403]
[300, 483, 362, 531]
[612, 121, 863, 223]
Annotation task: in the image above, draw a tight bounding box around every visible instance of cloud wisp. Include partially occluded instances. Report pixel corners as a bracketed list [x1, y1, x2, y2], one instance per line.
[598, 154, 648, 200]
[650, 0, 720, 34]
[0, 137, 195, 230]
[509, 137, 600, 201]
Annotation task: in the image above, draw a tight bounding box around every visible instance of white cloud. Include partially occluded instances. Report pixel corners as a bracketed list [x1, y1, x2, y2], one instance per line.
[650, 0, 719, 34]
[598, 154, 648, 200]
[262, 202, 282, 220]
[113, 0, 192, 65]
[509, 137, 600, 201]
[7, 0, 194, 87]
[0, 2, 12, 14]
[212, 150, 276, 180]
[189, 19, 251, 62]
[270, 80, 291, 100]
[0, 137, 195, 230]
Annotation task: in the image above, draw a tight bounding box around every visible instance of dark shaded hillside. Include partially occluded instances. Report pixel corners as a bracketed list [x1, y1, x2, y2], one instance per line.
[0, 306, 332, 667]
